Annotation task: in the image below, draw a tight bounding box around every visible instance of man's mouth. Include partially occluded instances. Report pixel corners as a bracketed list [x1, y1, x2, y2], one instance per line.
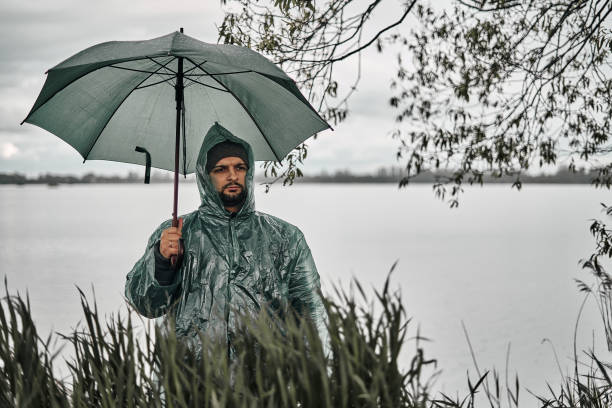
[224, 184, 242, 193]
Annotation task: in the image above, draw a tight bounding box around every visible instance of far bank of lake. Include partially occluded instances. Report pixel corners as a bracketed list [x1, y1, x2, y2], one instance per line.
[0, 167, 598, 185]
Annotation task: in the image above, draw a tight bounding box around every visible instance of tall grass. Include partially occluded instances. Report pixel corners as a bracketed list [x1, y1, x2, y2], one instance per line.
[1, 272, 611, 407]
[0, 275, 437, 407]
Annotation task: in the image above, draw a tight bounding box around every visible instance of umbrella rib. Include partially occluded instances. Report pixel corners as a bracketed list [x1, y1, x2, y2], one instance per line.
[135, 77, 177, 90]
[182, 60, 226, 91]
[113, 57, 181, 89]
[147, 57, 180, 87]
[183, 71, 252, 77]
[185, 56, 282, 162]
[82, 57, 176, 162]
[182, 77, 229, 92]
[181, 59, 227, 91]
[184, 59, 208, 75]
[186, 70, 253, 77]
[146, 56, 177, 74]
[180, 59, 251, 83]
[110, 63, 251, 78]
[109, 65, 175, 76]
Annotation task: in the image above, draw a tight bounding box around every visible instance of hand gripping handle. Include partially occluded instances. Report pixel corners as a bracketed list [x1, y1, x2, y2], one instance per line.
[170, 217, 184, 270]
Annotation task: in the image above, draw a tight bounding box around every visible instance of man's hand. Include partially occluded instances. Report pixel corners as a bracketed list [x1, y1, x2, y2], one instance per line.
[160, 218, 183, 259]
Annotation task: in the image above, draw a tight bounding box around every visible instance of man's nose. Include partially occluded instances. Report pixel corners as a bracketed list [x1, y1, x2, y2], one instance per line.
[227, 167, 238, 181]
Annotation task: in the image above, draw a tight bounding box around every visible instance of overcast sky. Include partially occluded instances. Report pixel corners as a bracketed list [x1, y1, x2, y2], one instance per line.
[0, 0, 409, 177]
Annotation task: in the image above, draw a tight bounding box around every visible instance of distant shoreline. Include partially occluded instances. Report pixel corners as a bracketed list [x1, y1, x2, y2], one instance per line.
[0, 169, 597, 186]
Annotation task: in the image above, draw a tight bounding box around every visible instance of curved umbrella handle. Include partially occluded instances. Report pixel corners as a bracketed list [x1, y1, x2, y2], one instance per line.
[134, 146, 151, 184]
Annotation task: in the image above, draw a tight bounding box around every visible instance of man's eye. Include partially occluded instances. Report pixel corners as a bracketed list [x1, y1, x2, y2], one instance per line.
[237, 166, 247, 172]
[213, 168, 225, 173]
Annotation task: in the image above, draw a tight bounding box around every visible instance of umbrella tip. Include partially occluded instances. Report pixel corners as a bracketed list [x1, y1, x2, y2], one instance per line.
[180, 27, 184, 33]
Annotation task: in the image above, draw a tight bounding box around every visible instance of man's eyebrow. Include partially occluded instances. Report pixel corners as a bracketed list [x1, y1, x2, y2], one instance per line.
[211, 163, 247, 170]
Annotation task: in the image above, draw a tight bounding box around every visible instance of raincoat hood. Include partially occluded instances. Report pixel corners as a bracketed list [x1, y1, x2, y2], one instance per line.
[195, 123, 255, 220]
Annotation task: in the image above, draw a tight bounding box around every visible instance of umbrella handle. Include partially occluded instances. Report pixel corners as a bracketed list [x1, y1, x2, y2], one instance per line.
[134, 146, 151, 184]
[170, 239, 184, 270]
[170, 217, 184, 270]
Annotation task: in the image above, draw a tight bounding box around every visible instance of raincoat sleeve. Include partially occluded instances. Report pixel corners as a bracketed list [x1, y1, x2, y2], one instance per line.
[288, 232, 330, 353]
[125, 220, 181, 318]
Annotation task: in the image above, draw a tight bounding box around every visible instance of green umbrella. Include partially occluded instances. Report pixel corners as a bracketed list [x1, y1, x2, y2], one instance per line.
[23, 29, 331, 266]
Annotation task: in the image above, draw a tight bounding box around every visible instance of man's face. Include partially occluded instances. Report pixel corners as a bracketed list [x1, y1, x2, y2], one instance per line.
[208, 156, 248, 208]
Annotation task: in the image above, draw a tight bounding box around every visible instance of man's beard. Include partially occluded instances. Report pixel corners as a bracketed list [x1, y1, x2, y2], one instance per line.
[219, 183, 247, 207]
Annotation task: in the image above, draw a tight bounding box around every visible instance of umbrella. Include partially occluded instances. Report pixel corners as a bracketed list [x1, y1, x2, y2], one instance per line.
[23, 29, 331, 267]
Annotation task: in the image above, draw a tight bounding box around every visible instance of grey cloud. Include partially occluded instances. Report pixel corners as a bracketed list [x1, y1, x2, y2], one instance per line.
[0, 0, 224, 72]
[0, 0, 404, 175]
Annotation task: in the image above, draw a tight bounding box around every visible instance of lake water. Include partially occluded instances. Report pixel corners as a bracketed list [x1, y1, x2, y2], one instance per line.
[0, 183, 609, 402]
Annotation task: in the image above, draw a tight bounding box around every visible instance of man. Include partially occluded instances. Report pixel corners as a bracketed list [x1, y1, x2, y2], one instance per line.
[125, 123, 327, 355]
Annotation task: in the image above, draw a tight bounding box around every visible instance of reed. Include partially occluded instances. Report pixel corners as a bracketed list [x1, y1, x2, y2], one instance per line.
[0, 274, 610, 407]
[0, 274, 437, 407]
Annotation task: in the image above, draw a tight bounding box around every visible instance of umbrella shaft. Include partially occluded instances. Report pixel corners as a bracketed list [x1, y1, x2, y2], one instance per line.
[173, 57, 184, 227]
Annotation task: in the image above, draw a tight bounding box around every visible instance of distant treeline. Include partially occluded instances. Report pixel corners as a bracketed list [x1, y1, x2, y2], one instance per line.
[275, 167, 596, 185]
[0, 171, 171, 185]
[0, 167, 596, 185]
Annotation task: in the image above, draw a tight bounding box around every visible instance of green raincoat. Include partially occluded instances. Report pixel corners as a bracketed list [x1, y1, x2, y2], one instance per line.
[125, 123, 327, 353]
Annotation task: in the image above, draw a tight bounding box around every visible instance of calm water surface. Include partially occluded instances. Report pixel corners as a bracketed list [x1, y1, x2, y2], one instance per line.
[0, 183, 609, 401]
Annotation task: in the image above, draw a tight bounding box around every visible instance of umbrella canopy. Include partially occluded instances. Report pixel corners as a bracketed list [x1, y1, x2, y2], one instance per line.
[23, 30, 330, 175]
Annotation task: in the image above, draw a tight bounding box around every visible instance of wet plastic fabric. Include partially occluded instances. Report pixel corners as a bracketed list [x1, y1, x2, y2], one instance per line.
[125, 123, 328, 354]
